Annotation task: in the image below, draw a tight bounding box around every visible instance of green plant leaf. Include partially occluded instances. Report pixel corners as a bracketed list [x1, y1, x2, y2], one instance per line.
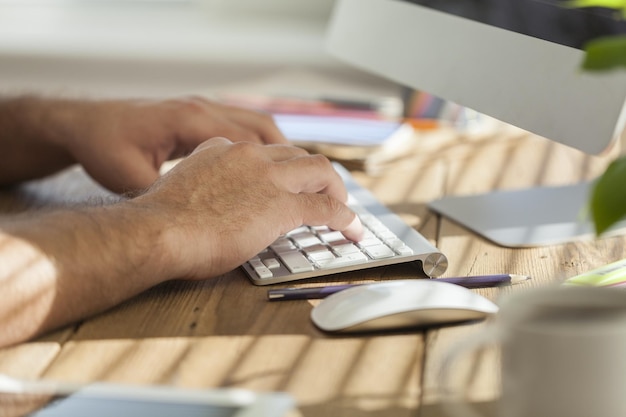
[591, 156, 626, 234]
[567, 0, 626, 235]
[565, 0, 626, 17]
[582, 35, 626, 70]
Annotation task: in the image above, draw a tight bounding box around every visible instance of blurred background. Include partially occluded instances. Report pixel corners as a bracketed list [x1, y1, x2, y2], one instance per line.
[0, 0, 402, 101]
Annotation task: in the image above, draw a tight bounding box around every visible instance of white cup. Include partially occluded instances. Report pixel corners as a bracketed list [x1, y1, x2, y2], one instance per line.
[442, 286, 626, 417]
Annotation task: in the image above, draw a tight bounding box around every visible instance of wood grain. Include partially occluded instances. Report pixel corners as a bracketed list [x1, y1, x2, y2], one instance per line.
[0, 127, 623, 417]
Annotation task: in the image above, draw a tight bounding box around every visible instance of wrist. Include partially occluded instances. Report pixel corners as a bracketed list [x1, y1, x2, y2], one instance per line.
[94, 201, 179, 288]
[30, 202, 176, 289]
[21, 95, 84, 149]
[125, 196, 216, 281]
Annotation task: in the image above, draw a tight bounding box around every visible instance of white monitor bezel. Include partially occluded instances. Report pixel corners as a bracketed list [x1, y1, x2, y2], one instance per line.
[326, 0, 626, 155]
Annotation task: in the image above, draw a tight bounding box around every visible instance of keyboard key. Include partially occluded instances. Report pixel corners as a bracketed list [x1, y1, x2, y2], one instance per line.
[331, 242, 361, 255]
[287, 226, 310, 235]
[361, 229, 376, 239]
[308, 250, 335, 262]
[278, 251, 315, 273]
[358, 237, 385, 247]
[385, 238, 414, 256]
[384, 237, 404, 249]
[270, 238, 297, 253]
[395, 245, 414, 256]
[318, 230, 346, 243]
[315, 252, 369, 269]
[263, 258, 281, 269]
[363, 244, 396, 259]
[303, 244, 332, 256]
[290, 232, 322, 248]
[249, 259, 273, 279]
[377, 230, 398, 240]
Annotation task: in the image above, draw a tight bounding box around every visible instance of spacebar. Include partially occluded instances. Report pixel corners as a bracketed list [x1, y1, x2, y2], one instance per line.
[316, 253, 369, 269]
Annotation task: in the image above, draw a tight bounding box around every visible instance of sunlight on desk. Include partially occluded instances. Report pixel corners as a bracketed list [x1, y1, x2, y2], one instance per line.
[1, 101, 626, 417]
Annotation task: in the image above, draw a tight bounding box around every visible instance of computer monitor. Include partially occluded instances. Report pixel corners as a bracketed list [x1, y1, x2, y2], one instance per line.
[326, 0, 626, 247]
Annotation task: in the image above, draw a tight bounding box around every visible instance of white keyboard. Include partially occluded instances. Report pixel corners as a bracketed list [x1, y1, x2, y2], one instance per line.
[242, 163, 448, 285]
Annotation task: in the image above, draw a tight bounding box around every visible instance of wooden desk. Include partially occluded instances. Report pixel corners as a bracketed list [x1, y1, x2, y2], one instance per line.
[1, 127, 624, 417]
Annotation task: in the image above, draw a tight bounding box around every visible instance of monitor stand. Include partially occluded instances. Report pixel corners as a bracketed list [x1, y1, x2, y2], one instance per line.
[428, 182, 626, 247]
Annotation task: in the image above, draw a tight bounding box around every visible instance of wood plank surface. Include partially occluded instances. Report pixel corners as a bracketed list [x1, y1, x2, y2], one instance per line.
[416, 128, 623, 417]
[0, 126, 623, 417]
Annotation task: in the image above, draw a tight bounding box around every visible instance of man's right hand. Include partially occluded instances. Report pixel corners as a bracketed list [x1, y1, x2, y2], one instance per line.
[134, 137, 364, 281]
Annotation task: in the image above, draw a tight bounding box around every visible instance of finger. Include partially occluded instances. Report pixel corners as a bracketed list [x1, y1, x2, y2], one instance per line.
[170, 107, 264, 148]
[273, 155, 348, 203]
[170, 98, 287, 146]
[296, 193, 364, 242]
[86, 149, 160, 193]
[193, 117, 267, 145]
[261, 144, 310, 162]
[219, 106, 289, 144]
[191, 140, 305, 164]
[191, 137, 233, 155]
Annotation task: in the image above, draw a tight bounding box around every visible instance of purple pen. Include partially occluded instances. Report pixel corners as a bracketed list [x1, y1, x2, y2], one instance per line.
[267, 284, 360, 301]
[267, 274, 530, 301]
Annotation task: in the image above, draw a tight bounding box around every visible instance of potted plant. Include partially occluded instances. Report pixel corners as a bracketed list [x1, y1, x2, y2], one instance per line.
[572, 1, 626, 234]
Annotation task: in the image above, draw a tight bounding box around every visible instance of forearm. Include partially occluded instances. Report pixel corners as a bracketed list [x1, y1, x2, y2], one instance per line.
[0, 96, 76, 185]
[0, 202, 175, 347]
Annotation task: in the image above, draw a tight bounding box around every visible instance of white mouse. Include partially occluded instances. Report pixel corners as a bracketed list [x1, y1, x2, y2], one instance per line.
[310, 279, 499, 333]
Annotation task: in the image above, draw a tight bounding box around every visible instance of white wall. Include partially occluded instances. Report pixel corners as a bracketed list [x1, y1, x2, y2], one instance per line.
[0, 0, 400, 99]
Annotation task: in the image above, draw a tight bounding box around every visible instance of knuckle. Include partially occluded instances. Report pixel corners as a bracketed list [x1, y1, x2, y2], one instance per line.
[309, 153, 332, 169]
[275, 144, 309, 158]
[173, 96, 211, 115]
[299, 194, 349, 229]
[239, 132, 264, 144]
[314, 193, 342, 215]
[230, 141, 260, 156]
[292, 145, 310, 156]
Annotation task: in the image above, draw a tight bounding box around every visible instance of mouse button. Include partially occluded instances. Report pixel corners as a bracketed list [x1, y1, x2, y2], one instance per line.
[469, 295, 499, 314]
[416, 282, 499, 314]
[344, 312, 424, 332]
[418, 307, 491, 323]
[444, 289, 499, 314]
[343, 307, 492, 333]
[310, 286, 401, 331]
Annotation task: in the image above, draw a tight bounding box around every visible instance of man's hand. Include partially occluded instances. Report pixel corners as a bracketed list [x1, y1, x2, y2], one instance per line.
[135, 137, 364, 279]
[0, 96, 287, 193]
[0, 138, 362, 347]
